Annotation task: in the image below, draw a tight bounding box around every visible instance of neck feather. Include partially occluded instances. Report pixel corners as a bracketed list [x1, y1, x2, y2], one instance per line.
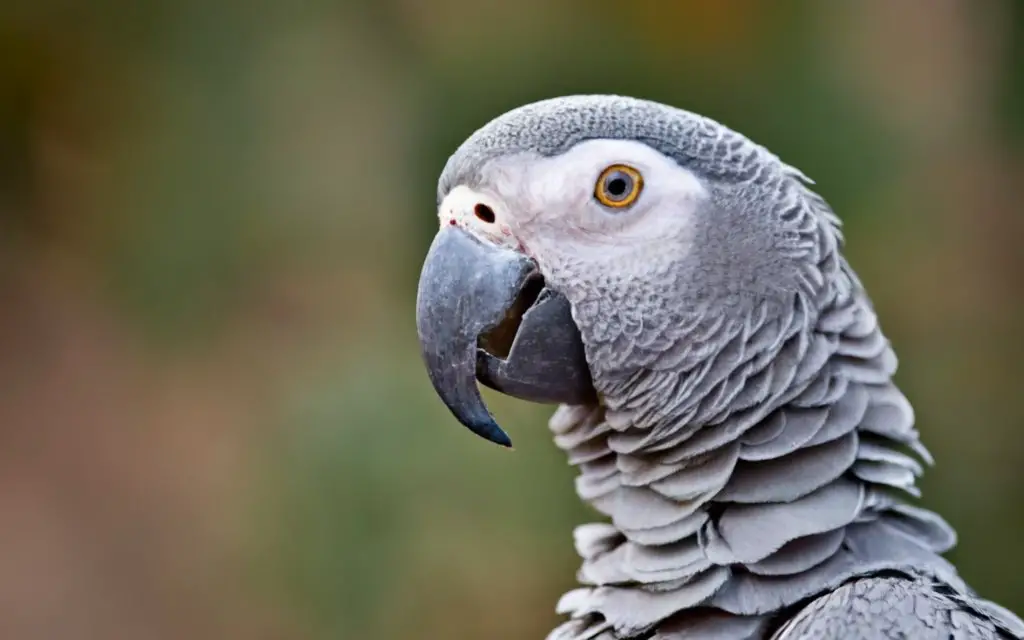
[546, 272, 964, 640]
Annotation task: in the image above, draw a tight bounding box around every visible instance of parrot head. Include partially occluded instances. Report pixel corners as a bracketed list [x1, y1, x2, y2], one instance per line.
[416, 95, 842, 447]
[412, 96, 1024, 640]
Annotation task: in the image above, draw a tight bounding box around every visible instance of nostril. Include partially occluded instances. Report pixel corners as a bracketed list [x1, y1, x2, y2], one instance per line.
[474, 203, 496, 224]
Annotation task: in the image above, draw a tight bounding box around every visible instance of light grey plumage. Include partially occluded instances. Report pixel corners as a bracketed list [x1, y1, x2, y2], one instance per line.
[420, 95, 1024, 639]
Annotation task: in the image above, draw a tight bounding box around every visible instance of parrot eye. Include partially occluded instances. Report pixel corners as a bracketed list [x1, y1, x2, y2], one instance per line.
[594, 164, 643, 209]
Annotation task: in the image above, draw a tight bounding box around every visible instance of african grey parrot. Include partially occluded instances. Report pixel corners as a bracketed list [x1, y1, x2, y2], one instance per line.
[414, 95, 1024, 639]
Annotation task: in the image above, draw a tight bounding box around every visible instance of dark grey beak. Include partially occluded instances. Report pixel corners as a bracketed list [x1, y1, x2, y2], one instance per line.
[416, 225, 596, 447]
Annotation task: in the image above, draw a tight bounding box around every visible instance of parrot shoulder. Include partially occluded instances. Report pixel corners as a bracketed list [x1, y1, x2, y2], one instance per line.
[771, 573, 1024, 640]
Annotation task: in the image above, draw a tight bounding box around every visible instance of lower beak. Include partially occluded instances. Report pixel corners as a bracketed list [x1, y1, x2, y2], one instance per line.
[415, 225, 596, 447]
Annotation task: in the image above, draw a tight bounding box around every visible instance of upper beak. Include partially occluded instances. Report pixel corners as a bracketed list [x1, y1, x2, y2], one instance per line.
[415, 225, 596, 447]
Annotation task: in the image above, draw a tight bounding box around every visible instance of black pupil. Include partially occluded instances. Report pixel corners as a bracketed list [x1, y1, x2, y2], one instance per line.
[606, 174, 629, 198]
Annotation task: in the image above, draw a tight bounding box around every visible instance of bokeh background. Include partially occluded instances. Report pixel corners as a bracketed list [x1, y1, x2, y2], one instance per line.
[1, 1, 1022, 638]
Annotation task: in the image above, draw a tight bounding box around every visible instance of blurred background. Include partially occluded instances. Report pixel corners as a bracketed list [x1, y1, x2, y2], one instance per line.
[0, 0, 1022, 638]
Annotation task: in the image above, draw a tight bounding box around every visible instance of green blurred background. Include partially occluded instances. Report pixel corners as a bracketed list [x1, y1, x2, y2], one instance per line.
[0, 1, 1022, 638]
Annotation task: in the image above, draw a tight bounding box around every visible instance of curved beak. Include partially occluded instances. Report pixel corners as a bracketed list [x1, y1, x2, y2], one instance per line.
[415, 226, 596, 447]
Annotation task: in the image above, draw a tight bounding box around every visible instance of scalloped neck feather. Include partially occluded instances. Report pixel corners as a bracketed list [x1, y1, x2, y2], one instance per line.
[544, 274, 969, 639]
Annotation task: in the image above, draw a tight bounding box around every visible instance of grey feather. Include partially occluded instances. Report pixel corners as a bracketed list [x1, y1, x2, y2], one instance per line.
[655, 611, 773, 639]
[851, 459, 920, 496]
[647, 443, 739, 499]
[737, 406, 829, 461]
[617, 452, 691, 486]
[555, 418, 613, 449]
[574, 523, 624, 560]
[561, 567, 733, 637]
[619, 511, 709, 546]
[575, 462, 621, 502]
[745, 529, 846, 577]
[739, 410, 786, 446]
[883, 504, 957, 553]
[717, 431, 858, 503]
[550, 404, 603, 434]
[856, 439, 924, 475]
[802, 382, 868, 447]
[611, 486, 704, 530]
[547, 618, 616, 640]
[705, 477, 863, 565]
[566, 436, 617, 465]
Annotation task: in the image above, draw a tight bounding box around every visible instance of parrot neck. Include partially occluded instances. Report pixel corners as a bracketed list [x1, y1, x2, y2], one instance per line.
[546, 290, 965, 639]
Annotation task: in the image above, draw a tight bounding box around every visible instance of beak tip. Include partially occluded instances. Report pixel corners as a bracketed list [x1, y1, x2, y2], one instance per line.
[469, 419, 513, 448]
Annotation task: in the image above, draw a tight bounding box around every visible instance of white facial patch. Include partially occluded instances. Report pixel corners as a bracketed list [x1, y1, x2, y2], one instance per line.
[477, 139, 709, 263]
[521, 139, 707, 211]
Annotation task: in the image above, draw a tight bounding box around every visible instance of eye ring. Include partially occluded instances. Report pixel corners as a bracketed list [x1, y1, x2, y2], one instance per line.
[594, 164, 643, 209]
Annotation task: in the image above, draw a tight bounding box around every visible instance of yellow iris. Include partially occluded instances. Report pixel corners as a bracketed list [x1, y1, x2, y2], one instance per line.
[594, 164, 643, 208]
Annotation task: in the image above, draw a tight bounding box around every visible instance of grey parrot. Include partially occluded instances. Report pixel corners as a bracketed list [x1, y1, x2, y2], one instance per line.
[414, 95, 1024, 639]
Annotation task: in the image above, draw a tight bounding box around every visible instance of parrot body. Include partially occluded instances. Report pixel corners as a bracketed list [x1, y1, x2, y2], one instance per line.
[414, 95, 1024, 639]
